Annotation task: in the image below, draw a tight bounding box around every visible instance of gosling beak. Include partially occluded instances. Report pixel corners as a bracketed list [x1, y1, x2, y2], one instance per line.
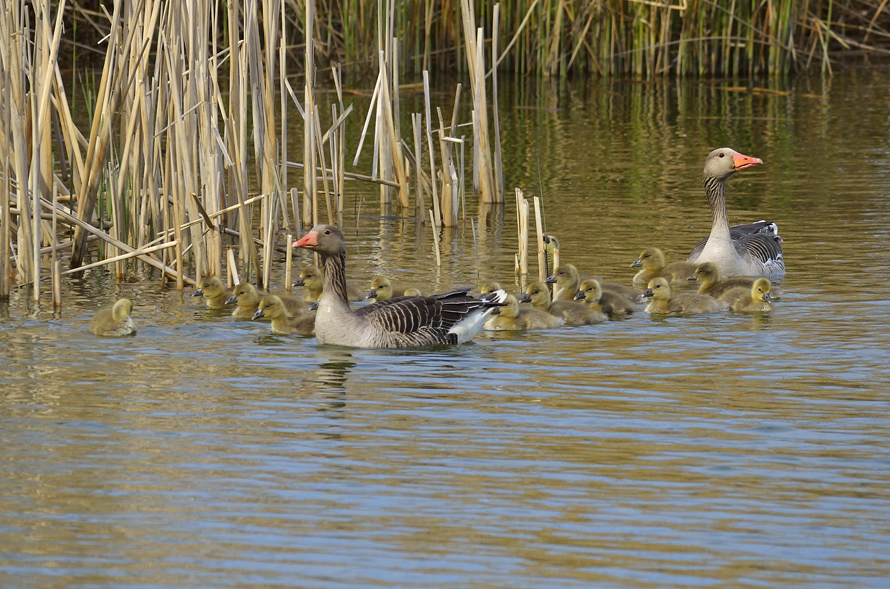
[193, 289, 204, 297]
[630, 258, 642, 268]
[225, 295, 238, 305]
[292, 278, 305, 287]
[643, 288, 654, 298]
[518, 293, 531, 303]
[252, 309, 265, 320]
[573, 290, 584, 301]
[365, 290, 377, 301]
[762, 292, 772, 303]
[294, 231, 319, 249]
[732, 151, 763, 171]
[544, 273, 557, 284]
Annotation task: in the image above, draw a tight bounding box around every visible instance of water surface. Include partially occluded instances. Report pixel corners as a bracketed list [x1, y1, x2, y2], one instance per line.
[2, 69, 890, 588]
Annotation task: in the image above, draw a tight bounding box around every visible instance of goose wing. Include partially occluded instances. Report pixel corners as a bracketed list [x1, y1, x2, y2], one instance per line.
[735, 233, 785, 273]
[687, 220, 779, 261]
[355, 289, 504, 347]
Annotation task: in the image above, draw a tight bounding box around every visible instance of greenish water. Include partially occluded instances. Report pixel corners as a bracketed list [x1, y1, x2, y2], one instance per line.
[2, 69, 890, 588]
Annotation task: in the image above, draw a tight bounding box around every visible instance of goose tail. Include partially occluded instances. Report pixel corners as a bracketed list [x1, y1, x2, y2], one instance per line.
[448, 289, 508, 344]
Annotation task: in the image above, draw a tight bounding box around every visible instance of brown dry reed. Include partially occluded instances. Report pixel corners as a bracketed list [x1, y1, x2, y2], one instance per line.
[0, 0, 885, 303]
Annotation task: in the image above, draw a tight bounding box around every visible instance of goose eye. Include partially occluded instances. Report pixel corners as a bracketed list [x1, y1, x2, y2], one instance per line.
[324, 229, 331, 235]
[718, 152, 725, 158]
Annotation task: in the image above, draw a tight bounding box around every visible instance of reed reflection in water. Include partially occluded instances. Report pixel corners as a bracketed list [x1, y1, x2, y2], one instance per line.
[3, 70, 890, 588]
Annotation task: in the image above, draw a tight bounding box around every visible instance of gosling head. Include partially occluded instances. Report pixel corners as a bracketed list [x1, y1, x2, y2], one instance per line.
[643, 277, 672, 301]
[752, 278, 772, 303]
[631, 247, 665, 269]
[574, 279, 603, 304]
[367, 277, 394, 302]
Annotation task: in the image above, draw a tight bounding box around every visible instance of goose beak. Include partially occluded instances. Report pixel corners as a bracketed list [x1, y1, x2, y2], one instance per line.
[225, 295, 237, 304]
[252, 309, 265, 320]
[294, 231, 318, 249]
[630, 258, 642, 268]
[732, 152, 763, 171]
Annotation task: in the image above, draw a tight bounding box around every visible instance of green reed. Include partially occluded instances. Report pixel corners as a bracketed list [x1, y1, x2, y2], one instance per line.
[324, 0, 889, 78]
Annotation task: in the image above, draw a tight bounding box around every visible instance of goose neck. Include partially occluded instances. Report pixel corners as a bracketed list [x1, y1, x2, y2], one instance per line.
[320, 250, 351, 306]
[704, 175, 731, 237]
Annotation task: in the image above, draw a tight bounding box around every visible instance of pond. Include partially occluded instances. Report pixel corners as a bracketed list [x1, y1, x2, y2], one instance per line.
[2, 67, 890, 588]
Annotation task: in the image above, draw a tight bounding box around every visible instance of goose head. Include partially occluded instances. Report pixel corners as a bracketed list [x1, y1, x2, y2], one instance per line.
[693, 262, 721, 286]
[226, 283, 259, 306]
[293, 265, 322, 288]
[574, 279, 603, 304]
[631, 247, 666, 269]
[519, 281, 552, 307]
[498, 294, 520, 319]
[112, 298, 134, 321]
[643, 277, 672, 302]
[752, 278, 772, 303]
[193, 276, 226, 298]
[545, 264, 579, 289]
[367, 277, 394, 302]
[293, 224, 346, 257]
[478, 281, 503, 295]
[703, 148, 763, 182]
[253, 296, 287, 321]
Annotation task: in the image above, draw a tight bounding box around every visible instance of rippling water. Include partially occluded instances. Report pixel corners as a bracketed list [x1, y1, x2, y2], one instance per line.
[3, 70, 890, 588]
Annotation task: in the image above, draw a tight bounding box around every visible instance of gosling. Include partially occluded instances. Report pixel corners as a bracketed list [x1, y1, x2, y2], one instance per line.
[89, 298, 136, 336]
[643, 277, 728, 315]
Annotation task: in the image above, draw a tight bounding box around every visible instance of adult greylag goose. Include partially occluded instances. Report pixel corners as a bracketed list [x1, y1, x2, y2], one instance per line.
[193, 276, 231, 309]
[718, 278, 773, 312]
[484, 294, 565, 331]
[294, 265, 365, 303]
[631, 247, 699, 286]
[574, 279, 636, 316]
[226, 283, 308, 320]
[643, 277, 728, 315]
[293, 224, 506, 348]
[89, 298, 136, 336]
[692, 262, 756, 298]
[519, 281, 606, 325]
[252, 295, 317, 335]
[366, 277, 424, 303]
[686, 148, 784, 278]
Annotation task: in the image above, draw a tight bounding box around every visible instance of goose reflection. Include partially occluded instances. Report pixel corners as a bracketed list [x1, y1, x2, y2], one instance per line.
[307, 349, 356, 401]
